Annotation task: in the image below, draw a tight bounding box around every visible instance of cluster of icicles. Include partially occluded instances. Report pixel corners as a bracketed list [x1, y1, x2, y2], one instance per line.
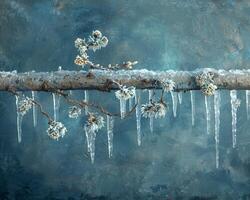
[15, 87, 246, 167]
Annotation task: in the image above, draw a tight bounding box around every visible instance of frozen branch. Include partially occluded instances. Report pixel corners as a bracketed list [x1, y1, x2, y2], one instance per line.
[1, 68, 250, 92]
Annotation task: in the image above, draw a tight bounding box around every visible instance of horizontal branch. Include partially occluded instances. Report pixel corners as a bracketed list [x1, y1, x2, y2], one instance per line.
[1, 68, 250, 91]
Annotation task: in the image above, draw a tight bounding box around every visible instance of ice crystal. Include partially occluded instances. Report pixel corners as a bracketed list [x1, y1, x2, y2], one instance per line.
[47, 120, 67, 140]
[17, 96, 33, 116]
[68, 106, 81, 119]
[141, 101, 167, 119]
[196, 72, 217, 96]
[161, 80, 175, 92]
[115, 86, 136, 100]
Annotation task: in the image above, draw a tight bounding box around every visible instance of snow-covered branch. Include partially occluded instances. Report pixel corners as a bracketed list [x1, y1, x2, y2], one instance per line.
[1, 68, 250, 92]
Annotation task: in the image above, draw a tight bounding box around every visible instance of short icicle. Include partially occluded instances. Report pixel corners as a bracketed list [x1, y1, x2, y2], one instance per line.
[120, 99, 126, 119]
[190, 91, 195, 126]
[15, 95, 23, 143]
[230, 90, 240, 148]
[107, 115, 114, 158]
[129, 98, 133, 111]
[84, 90, 89, 115]
[170, 91, 178, 117]
[149, 90, 154, 133]
[214, 91, 221, 168]
[52, 93, 60, 121]
[204, 95, 211, 135]
[31, 91, 37, 127]
[246, 90, 250, 120]
[135, 90, 142, 146]
[178, 92, 182, 104]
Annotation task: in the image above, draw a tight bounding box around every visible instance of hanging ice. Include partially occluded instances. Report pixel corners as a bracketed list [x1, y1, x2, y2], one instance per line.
[84, 90, 89, 115]
[84, 126, 97, 163]
[190, 91, 195, 126]
[204, 96, 211, 135]
[120, 99, 126, 119]
[170, 91, 178, 117]
[52, 93, 60, 121]
[31, 91, 37, 127]
[15, 95, 23, 143]
[107, 115, 114, 158]
[230, 90, 241, 148]
[178, 92, 182, 104]
[246, 90, 250, 120]
[214, 91, 221, 168]
[129, 98, 133, 110]
[135, 90, 142, 146]
[149, 90, 154, 133]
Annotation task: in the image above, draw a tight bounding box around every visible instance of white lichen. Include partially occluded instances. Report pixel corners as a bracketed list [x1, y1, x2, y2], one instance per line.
[115, 86, 136, 100]
[17, 96, 33, 116]
[68, 106, 81, 119]
[47, 120, 67, 140]
[141, 101, 167, 119]
[196, 72, 217, 96]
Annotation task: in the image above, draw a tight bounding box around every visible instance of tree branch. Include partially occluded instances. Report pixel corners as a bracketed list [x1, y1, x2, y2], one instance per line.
[1, 68, 250, 91]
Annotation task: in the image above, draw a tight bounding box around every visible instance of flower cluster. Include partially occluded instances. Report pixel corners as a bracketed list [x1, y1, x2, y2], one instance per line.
[84, 113, 105, 133]
[88, 30, 109, 52]
[115, 86, 136, 100]
[141, 101, 167, 118]
[68, 106, 81, 119]
[196, 72, 217, 96]
[17, 96, 33, 116]
[47, 120, 67, 140]
[161, 80, 175, 92]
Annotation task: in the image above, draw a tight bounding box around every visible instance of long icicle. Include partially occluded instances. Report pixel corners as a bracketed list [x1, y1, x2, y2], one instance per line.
[135, 90, 142, 146]
[129, 98, 133, 111]
[84, 90, 89, 115]
[214, 91, 221, 169]
[31, 91, 37, 127]
[246, 90, 250, 120]
[84, 127, 97, 164]
[15, 95, 23, 143]
[149, 90, 154, 133]
[170, 91, 178, 117]
[52, 93, 60, 121]
[178, 92, 182, 104]
[107, 115, 114, 158]
[120, 99, 126, 119]
[204, 95, 211, 135]
[190, 91, 195, 126]
[230, 90, 240, 148]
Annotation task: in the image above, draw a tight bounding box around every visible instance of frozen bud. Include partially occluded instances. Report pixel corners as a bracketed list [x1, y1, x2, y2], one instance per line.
[75, 38, 85, 48]
[18, 96, 33, 116]
[68, 106, 81, 119]
[141, 101, 167, 119]
[85, 113, 105, 132]
[92, 30, 102, 38]
[47, 120, 67, 140]
[162, 80, 175, 92]
[115, 86, 136, 100]
[74, 55, 88, 66]
[123, 61, 138, 69]
[100, 36, 108, 47]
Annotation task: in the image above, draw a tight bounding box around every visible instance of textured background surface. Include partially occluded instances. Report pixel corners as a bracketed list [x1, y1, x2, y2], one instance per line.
[1, 0, 250, 199]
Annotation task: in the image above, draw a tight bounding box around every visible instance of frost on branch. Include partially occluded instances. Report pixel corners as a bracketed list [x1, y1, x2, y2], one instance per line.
[47, 120, 67, 141]
[141, 101, 167, 119]
[161, 79, 175, 92]
[68, 106, 81, 119]
[196, 72, 217, 96]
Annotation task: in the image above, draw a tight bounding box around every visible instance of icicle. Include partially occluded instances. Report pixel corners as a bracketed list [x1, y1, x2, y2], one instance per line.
[107, 115, 114, 158]
[190, 91, 195, 126]
[204, 96, 211, 135]
[15, 95, 23, 143]
[135, 90, 142, 146]
[129, 98, 133, 111]
[230, 90, 240, 148]
[119, 99, 126, 119]
[170, 91, 178, 117]
[178, 92, 182, 104]
[149, 90, 154, 133]
[214, 91, 221, 168]
[84, 90, 89, 115]
[31, 91, 37, 127]
[52, 93, 60, 121]
[84, 127, 97, 163]
[246, 90, 250, 120]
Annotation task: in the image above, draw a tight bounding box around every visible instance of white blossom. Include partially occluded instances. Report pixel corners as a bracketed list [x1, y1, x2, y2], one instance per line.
[141, 101, 167, 119]
[74, 38, 86, 48]
[17, 96, 33, 116]
[68, 106, 81, 119]
[115, 86, 136, 100]
[47, 120, 67, 140]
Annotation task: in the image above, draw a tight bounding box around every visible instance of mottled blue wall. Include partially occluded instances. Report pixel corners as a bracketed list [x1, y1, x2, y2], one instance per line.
[1, 0, 250, 199]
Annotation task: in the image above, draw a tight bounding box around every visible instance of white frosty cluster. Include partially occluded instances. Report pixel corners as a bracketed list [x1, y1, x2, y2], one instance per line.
[161, 79, 175, 92]
[17, 96, 33, 116]
[84, 113, 105, 133]
[196, 72, 217, 96]
[115, 86, 136, 100]
[141, 101, 167, 118]
[68, 106, 81, 119]
[88, 30, 108, 52]
[47, 120, 67, 140]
